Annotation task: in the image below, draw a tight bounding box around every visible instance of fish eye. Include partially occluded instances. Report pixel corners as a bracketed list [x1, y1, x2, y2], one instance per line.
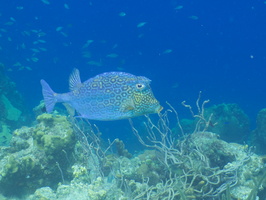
[136, 83, 145, 89]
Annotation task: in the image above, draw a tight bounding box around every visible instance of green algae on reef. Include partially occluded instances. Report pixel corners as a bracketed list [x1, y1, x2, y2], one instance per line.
[0, 113, 75, 197]
[0, 112, 266, 199]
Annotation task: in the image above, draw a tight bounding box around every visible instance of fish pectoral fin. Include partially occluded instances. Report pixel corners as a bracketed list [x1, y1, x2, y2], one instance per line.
[121, 99, 135, 112]
[123, 105, 135, 111]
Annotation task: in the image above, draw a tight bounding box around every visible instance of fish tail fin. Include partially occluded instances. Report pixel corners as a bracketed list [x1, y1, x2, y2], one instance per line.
[40, 79, 57, 113]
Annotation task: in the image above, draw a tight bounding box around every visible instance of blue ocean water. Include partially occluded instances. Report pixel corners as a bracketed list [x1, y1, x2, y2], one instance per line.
[1, 0, 266, 144]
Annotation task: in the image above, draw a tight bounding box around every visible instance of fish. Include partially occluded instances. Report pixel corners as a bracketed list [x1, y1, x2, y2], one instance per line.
[64, 4, 70, 9]
[119, 12, 126, 17]
[106, 53, 118, 58]
[31, 48, 40, 52]
[37, 39, 46, 43]
[5, 21, 14, 26]
[41, 0, 50, 5]
[162, 49, 173, 54]
[87, 61, 102, 67]
[56, 26, 63, 32]
[82, 51, 91, 58]
[40, 69, 162, 121]
[174, 5, 183, 10]
[39, 47, 47, 51]
[16, 6, 24, 10]
[189, 15, 199, 20]
[137, 22, 147, 28]
[82, 40, 94, 48]
[31, 57, 39, 62]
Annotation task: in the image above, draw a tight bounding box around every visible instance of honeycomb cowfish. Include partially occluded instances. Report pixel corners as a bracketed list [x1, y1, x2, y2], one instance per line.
[40, 69, 163, 121]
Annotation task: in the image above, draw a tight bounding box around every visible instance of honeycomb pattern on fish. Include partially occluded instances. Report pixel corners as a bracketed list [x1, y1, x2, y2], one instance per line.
[41, 69, 162, 121]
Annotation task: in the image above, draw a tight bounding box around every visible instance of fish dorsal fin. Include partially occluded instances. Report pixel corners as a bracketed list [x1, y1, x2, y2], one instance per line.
[69, 68, 82, 91]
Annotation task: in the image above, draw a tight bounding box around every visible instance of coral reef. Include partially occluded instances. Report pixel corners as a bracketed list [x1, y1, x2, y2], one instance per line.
[0, 63, 30, 146]
[177, 103, 250, 143]
[0, 95, 22, 122]
[0, 110, 266, 199]
[129, 106, 265, 200]
[191, 132, 264, 199]
[114, 138, 132, 158]
[29, 175, 124, 200]
[206, 103, 250, 142]
[0, 113, 75, 197]
[0, 63, 26, 123]
[251, 108, 266, 154]
[0, 124, 12, 146]
[122, 131, 264, 199]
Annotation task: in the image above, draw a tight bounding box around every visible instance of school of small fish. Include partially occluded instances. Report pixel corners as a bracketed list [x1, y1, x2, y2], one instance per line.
[0, 1, 183, 72]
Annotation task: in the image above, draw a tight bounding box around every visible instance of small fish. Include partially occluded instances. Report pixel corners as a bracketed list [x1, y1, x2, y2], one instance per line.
[31, 57, 39, 62]
[5, 21, 14, 26]
[172, 82, 179, 89]
[41, 0, 50, 5]
[39, 47, 47, 51]
[38, 39, 46, 43]
[0, 29, 7, 32]
[112, 44, 118, 49]
[18, 66, 25, 70]
[37, 32, 47, 37]
[10, 17, 16, 22]
[25, 66, 32, 70]
[22, 31, 31, 36]
[82, 40, 94, 48]
[116, 67, 125, 71]
[138, 33, 144, 38]
[63, 42, 70, 46]
[31, 29, 39, 33]
[31, 48, 40, 52]
[189, 15, 199, 20]
[82, 51, 91, 58]
[13, 62, 22, 67]
[56, 26, 63, 32]
[87, 61, 102, 67]
[174, 5, 183, 10]
[137, 22, 147, 28]
[119, 12, 126, 17]
[162, 49, 173, 54]
[64, 3, 70, 9]
[106, 53, 118, 58]
[40, 69, 162, 120]
[60, 32, 68, 37]
[21, 43, 26, 49]
[16, 6, 24, 10]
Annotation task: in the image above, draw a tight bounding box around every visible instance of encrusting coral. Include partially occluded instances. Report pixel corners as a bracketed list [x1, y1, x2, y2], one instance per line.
[0, 63, 31, 147]
[176, 103, 250, 143]
[252, 108, 266, 154]
[0, 113, 75, 197]
[205, 103, 250, 143]
[0, 109, 266, 199]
